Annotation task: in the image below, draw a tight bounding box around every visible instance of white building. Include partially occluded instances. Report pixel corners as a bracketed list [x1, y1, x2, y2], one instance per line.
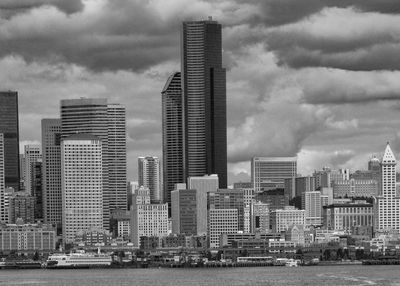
[303, 191, 322, 226]
[138, 156, 161, 203]
[251, 201, 270, 233]
[130, 189, 168, 247]
[376, 143, 400, 232]
[61, 134, 103, 243]
[188, 174, 218, 236]
[208, 209, 238, 248]
[270, 206, 305, 233]
[23, 145, 41, 194]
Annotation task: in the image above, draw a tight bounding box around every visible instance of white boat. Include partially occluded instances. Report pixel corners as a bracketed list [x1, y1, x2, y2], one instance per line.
[285, 259, 300, 267]
[46, 250, 112, 268]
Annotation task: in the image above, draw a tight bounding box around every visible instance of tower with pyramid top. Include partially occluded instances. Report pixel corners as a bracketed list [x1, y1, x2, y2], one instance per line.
[376, 142, 400, 232]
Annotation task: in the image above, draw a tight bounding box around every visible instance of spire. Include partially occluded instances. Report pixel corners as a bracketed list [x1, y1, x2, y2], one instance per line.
[382, 142, 396, 164]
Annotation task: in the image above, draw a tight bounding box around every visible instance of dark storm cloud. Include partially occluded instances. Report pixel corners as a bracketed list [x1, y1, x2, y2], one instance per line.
[0, 0, 84, 14]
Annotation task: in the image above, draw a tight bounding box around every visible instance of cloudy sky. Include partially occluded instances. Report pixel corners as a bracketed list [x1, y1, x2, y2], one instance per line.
[1, 0, 400, 184]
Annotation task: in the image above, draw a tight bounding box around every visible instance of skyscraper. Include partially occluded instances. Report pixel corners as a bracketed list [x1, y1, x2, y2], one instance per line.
[61, 134, 103, 243]
[60, 98, 126, 229]
[161, 72, 184, 212]
[0, 91, 20, 191]
[138, 156, 161, 203]
[23, 145, 41, 194]
[0, 134, 6, 222]
[376, 143, 400, 231]
[251, 157, 297, 193]
[181, 19, 227, 188]
[41, 119, 62, 230]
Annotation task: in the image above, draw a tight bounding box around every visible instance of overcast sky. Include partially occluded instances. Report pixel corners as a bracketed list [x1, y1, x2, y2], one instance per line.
[2, 0, 400, 184]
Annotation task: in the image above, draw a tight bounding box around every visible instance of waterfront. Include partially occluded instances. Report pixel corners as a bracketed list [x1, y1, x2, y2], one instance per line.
[0, 265, 399, 286]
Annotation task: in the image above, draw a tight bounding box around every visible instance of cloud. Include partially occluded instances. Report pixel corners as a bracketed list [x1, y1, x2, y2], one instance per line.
[267, 7, 400, 71]
[0, 0, 84, 15]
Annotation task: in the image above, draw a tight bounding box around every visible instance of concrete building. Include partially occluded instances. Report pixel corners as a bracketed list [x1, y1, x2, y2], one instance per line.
[23, 145, 41, 194]
[188, 174, 218, 235]
[171, 184, 197, 235]
[182, 19, 227, 189]
[251, 157, 297, 192]
[376, 143, 400, 231]
[208, 189, 245, 231]
[130, 190, 168, 248]
[270, 206, 305, 233]
[302, 191, 322, 226]
[0, 221, 56, 253]
[161, 72, 184, 214]
[41, 118, 62, 231]
[138, 156, 161, 203]
[208, 209, 238, 248]
[323, 202, 374, 231]
[61, 98, 126, 230]
[0, 91, 20, 192]
[333, 179, 379, 198]
[255, 188, 287, 211]
[110, 209, 130, 240]
[9, 192, 35, 224]
[74, 228, 112, 246]
[61, 134, 103, 243]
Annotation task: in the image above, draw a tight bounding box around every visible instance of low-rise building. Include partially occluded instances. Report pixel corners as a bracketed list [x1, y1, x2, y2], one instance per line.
[270, 206, 305, 233]
[0, 220, 56, 253]
[208, 209, 238, 248]
[333, 179, 378, 198]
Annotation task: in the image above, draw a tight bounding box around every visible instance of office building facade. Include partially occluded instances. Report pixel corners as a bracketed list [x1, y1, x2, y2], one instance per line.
[270, 206, 305, 233]
[161, 72, 184, 212]
[0, 91, 20, 192]
[23, 145, 41, 194]
[188, 174, 218, 235]
[171, 185, 197, 235]
[61, 134, 103, 243]
[138, 156, 161, 203]
[376, 143, 400, 231]
[41, 119, 62, 230]
[60, 98, 126, 229]
[252, 157, 297, 193]
[182, 19, 227, 188]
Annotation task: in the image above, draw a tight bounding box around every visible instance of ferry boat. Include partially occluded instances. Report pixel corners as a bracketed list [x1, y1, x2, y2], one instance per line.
[285, 259, 300, 267]
[46, 250, 112, 269]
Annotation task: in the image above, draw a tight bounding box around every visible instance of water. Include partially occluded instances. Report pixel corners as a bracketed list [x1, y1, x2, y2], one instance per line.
[0, 265, 399, 286]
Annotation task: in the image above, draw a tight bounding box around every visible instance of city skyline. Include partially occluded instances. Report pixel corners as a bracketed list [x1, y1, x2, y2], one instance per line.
[2, 1, 400, 184]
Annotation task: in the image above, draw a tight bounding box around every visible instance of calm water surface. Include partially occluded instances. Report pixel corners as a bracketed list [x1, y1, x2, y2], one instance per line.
[0, 265, 399, 286]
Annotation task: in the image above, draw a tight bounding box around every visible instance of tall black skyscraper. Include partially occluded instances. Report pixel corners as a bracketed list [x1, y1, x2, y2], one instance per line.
[162, 72, 184, 212]
[0, 91, 20, 191]
[181, 19, 227, 188]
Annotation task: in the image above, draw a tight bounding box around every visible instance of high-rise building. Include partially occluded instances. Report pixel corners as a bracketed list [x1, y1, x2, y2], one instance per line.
[130, 188, 168, 248]
[207, 189, 244, 231]
[23, 145, 41, 194]
[376, 143, 400, 231]
[188, 174, 218, 235]
[61, 134, 103, 243]
[161, 72, 184, 212]
[251, 157, 297, 193]
[0, 91, 20, 191]
[171, 184, 197, 235]
[302, 191, 322, 226]
[19, 154, 25, 191]
[138, 156, 161, 203]
[208, 209, 238, 248]
[182, 19, 227, 188]
[31, 159, 43, 221]
[332, 179, 378, 198]
[0, 134, 6, 222]
[270, 206, 305, 233]
[60, 98, 126, 230]
[41, 119, 62, 231]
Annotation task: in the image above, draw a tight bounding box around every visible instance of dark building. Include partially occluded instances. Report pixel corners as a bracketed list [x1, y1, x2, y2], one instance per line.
[161, 72, 184, 213]
[31, 159, 43, 220]
[0, 91, 20, 191]
[256, 188, 288, 211]
[171, 188, 197, 235]
[182, 19, 227, 188]
[9, 192, 35, 224]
